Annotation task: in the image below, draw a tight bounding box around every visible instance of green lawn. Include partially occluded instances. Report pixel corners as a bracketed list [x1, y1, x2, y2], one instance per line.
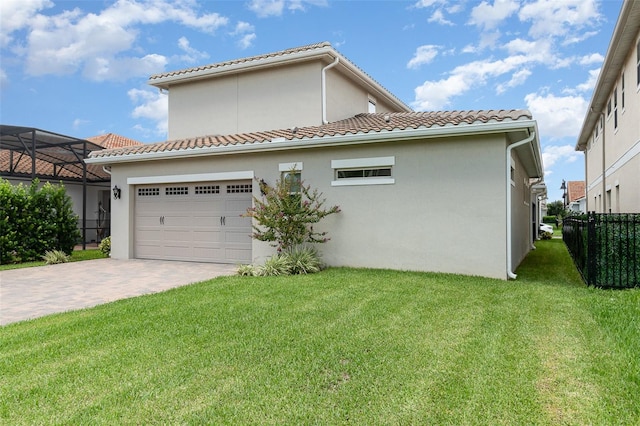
[0, 249, 106, 271]
[1, 239, 638, 425]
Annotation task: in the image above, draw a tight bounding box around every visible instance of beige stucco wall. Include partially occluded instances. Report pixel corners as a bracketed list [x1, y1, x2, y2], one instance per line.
[168, 61, 324, 139]
[107, 133, 530, 280]
[325, 70, 397, 122]
[510, 152, 534, 270]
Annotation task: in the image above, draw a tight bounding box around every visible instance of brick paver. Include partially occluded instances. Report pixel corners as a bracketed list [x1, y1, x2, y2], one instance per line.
[0, 259, 235, 325]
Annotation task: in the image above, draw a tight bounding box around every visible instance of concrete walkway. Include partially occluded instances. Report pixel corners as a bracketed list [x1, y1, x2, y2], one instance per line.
[0, 259, 236, 326]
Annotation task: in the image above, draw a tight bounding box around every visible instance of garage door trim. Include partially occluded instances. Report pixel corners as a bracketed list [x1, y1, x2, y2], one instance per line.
[128, 170, 254, 185]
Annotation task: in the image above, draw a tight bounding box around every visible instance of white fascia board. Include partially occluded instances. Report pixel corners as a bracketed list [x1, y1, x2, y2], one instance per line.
[127, 170, 253, 185]
[85, 120, 538, 166]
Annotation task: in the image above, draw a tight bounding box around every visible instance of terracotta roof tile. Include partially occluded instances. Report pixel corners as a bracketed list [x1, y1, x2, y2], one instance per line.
[89, 110, 532, 160]
[85, 133, 143, 149]
[567, 180, 586, 202]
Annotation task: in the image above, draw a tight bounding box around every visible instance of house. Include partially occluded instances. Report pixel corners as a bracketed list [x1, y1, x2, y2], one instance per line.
[576, 0, 640, 213]
[566, 181, 587, 213]
[0, 128, 142, 242]
[85, 43, 545, 280]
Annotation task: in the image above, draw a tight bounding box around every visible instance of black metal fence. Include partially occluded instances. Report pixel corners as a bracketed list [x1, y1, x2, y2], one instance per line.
[563, 212, 639, 289]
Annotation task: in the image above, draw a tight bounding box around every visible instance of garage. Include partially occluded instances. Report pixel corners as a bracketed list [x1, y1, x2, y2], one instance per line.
[134, 180, 253, 263]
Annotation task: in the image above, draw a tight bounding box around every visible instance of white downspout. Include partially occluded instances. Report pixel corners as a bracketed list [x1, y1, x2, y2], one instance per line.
[506, 130, 536, 279]
[322, 57, 340, 124]
[102, 166, 112, 175]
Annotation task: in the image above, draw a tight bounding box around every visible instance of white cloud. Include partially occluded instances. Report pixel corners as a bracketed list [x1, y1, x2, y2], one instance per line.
[413, 0, 444, 8]
[574, 68, 600, 93]
[496, 68, 531, 94]
[542, 144, 580, 170]
[428, 10, 454, 26]
[177, 37, 209, 63]
[412, 55, 530, 110]
[248, 0, 326, 17]
[0, 68, 7, 88]
[72, 118, 89, 129]
[519, 0, 601, 41]
[579, 53, 604, 66]
[407, 45, 440, 69]
[16, 1, 227, 81]
[128, 88, 168, 136]
[525, 92, 588, 139]
[469, 0, 519, 30]
[0, 0, 53, 47]
[238, 33, 257, 49]
[231, 21, 256, 49]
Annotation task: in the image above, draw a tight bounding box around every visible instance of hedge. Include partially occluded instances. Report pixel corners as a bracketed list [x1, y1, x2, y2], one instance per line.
[0, 178, 80, 264]
[543, 215, 558, 224]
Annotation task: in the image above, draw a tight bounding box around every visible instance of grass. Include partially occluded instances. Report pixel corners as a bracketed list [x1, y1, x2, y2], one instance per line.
[1, 239, 639, 424]
[0, 249, 106, 271]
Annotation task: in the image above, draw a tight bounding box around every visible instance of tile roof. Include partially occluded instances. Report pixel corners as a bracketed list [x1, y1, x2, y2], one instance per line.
[89, 110, 532, 159]
[85, 133, 143, 149]
[567, 180, 586, 202]
[149, 42, 332, 81]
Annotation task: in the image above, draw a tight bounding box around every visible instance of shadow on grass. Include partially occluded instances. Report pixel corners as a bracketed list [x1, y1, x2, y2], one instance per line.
[515, 239, 585, 288]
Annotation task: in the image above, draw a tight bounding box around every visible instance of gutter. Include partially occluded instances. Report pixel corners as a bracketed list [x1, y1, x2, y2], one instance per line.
[322, 57, 340, 124]
[85, 119, 539, 165]
[506, 130, 536, 280]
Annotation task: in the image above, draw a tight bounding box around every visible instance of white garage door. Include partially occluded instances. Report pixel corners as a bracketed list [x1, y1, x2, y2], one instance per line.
[134, 181, 253, 263]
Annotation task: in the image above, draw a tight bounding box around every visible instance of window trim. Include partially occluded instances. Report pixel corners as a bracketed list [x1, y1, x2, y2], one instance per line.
[331, 156, 395, 186]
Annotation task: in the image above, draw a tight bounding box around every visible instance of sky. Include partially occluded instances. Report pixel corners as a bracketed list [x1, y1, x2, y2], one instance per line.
[0, 0, 626, 202]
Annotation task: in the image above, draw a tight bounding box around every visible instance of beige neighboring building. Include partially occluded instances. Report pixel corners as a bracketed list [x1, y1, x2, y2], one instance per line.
[576, 0, 640, 213]
[86, 43, 545, 280]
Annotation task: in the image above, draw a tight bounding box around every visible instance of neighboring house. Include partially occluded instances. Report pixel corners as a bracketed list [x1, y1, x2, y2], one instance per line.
[86, 43, 545, 280]
[566, 181, 587, 213]
[1, 128, 142, 242]
[576, 0, 640, 213]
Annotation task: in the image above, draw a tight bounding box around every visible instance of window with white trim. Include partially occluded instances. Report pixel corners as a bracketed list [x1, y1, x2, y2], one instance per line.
[621, 70, 625, 110]
[614, 86, 618, 129]
[279, 162, 303, 193]
[636, 39, 640, 86]
[331, 156, 395, 186]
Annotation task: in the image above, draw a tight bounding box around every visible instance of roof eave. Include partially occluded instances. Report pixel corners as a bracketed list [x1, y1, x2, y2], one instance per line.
[576, 0, 640, 151]
[85, 119, 538, 167]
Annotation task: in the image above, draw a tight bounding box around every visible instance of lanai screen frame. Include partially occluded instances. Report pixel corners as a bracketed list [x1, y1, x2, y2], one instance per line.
[0, 125, 111, 249]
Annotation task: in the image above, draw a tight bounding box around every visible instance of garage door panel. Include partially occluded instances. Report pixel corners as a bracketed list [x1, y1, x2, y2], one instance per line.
[135, 180, 253, 263]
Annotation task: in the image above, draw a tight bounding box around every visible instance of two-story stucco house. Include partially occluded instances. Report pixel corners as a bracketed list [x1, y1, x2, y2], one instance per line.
[576, 0, 640, 213]
[86, 42, 545, 280]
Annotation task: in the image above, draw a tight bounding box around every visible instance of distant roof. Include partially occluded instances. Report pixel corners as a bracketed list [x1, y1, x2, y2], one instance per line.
[0, 126, 141, 182]
[576, 0, 640, 150]
[88, 109, 533, 160]
[567, 181, 586, 203]
[86, 133, 143, 150]
[148, 41, 412, 113]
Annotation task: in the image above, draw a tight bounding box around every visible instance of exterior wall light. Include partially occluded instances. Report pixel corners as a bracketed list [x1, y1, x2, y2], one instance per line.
[112, 185, 121, 200]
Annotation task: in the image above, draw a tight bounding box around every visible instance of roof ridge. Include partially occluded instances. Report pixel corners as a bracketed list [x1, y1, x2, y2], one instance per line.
[149, 41, 332, 81]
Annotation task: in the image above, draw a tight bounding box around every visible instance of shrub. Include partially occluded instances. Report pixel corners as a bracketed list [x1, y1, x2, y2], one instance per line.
[236, 264, 256, 276]
[0, 179, 80, 264]
[244, 171, 340, 252]
[257, 255, 292, 277]
[543, 216, 557, 225]
[42, 250, 70, 264]
[540, 231, 553, 240]
[285, 246, 323, 275]
[99, 236, 111, 256]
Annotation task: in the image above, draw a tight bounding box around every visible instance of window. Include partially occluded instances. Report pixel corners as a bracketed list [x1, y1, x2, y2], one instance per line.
[227, 184, 252, 193]
[279, 162, 303, 193]
[195, 185, 220, 194]
[614, 86, 618, 129]
[331, 156, 395, 186]
[368, 99, 376, 113]
[637, 39, 640, 86]
[166, 186, 188, 195]
[607, 98, 612, 116]
[138, 188, 159, 197]
[621, 71, 625, 109]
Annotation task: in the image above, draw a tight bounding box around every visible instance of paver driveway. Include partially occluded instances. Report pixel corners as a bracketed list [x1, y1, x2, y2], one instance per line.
[0, 258, 235, 325]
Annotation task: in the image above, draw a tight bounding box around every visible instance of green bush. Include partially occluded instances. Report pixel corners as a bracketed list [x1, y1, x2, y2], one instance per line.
[0, 179, 81, 264]
[257, 255, 292, 277]
[543, 216, 557, 225]
[98, 236, 111, 256]
[236, 264, 256, 276]
[42, 250, 70, 264]
[284, 246, 323, 275]
[540, 231, 553, 240]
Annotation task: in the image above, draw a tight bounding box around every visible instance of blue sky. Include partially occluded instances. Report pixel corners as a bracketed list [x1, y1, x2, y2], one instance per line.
[0, 0, 625, 202]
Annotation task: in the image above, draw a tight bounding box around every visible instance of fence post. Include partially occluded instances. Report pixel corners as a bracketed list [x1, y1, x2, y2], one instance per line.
[587, 211, 596, 287]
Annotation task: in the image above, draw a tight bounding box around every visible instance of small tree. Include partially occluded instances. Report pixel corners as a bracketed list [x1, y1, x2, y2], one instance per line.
[244, 172, 340, 252]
